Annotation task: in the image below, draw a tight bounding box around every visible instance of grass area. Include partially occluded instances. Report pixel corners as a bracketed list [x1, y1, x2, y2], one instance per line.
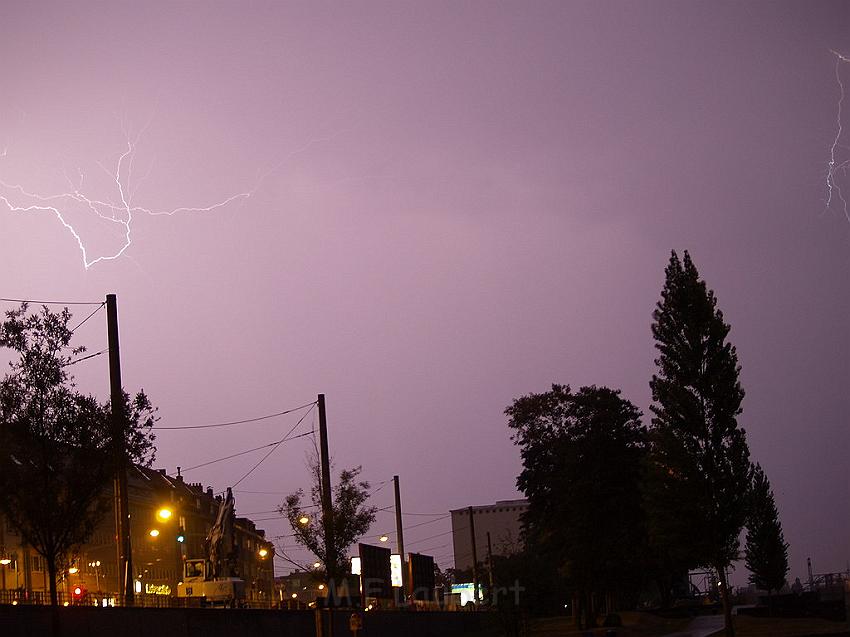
[733, 615, 849, 637]
[471, 612, 849, 637]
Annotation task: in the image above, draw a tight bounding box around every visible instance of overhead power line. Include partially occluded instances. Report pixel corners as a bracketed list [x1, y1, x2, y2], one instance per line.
[231, 404, 316, 488]
[63, 349, 108, 367]
[406, 527, 457, 548]
[154, 400, 317, 430]
[0, 297, 103, 306]
[374, 514, 450, 540]
[70, 302, 105, 333]
[182, 430, 314, 472]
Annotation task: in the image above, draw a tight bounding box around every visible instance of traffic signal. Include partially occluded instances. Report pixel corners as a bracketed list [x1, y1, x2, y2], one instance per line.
[177, 526, 185, 543]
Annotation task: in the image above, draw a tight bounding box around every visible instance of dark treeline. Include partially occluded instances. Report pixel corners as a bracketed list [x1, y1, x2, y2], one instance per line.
[500, 251, 788, 637]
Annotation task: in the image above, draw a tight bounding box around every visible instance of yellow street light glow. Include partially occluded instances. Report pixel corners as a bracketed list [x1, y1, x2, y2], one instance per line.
[149, 529, 160, 538]
[258, 548, 268, 558]
[313, 562, 321, 569]
[318, 584, 325, 590]
[291, 593, 298, 599]
[0, 558, 11, 566]
[298, 515, 309, 525]
[68, 567, 79, 574]
[379, 535, 388, 542]
[156, 508, 173, 522]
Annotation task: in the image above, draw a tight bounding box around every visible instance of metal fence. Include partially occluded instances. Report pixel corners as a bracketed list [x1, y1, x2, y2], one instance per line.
[0, 589, 312, 610]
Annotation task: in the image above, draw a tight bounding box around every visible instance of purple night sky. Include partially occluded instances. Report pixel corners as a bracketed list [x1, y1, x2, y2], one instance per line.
[1, 2, 848, 583]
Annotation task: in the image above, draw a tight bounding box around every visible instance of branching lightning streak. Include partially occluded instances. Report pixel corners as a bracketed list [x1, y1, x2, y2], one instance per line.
[826, 50, 850, 222]
[0, 128, 336, 269]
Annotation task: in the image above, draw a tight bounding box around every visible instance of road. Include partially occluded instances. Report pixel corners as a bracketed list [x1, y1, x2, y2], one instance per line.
[662, 615, 724, 637]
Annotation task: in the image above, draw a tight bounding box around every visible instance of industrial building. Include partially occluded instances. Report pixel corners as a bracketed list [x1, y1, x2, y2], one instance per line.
[450, 499, 528, 571]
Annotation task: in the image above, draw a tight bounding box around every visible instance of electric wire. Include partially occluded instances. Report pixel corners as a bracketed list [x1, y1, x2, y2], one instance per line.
[182, 430, 314, 472]
[414, 542, 450, 555]
[63, 348, 108, 367]
[373, 513, 451, 539]
[401, 511, 449, 517]
[405, 528, 456, 547]
[0, 297, 103, 306]
[69, 302, 105, 333]
[231, 404, 317, 488]
[154, 400, 317, 430]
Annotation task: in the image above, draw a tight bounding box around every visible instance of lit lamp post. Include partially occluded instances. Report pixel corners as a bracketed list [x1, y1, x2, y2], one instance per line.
[257, 547, 272, 606]
[88, 561, 102, 591]
[0, 555, 10, 592]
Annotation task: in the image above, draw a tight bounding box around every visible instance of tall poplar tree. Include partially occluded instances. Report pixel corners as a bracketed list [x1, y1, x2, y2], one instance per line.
[645, 251, 751, 637]
[744, 464, 789, 597]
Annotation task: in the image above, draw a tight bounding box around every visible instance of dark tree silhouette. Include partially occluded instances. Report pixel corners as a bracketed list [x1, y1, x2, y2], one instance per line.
[0, 304, 156, 606]
[507, 384, 647, 628]
[745, 464, 789, 598]
[645, 251, 751, 637]
[280, 454, 376, 587]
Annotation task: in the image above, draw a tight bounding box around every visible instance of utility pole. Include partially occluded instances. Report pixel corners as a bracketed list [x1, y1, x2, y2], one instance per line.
[106, 294, 133, 604]
[486, 532, 495, 606]
[317, 394, 334, 636]
[468, 506, 479, 607]
[393, 475, 407, 605]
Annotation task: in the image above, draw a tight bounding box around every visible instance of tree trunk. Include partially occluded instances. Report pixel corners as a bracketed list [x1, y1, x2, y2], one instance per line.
[47, 556, 59, 606]
[715, 564, 734, 637]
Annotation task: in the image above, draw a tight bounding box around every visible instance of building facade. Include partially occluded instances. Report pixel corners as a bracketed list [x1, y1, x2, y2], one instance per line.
[450, 499, 528, 571]
[0, 466, 274, 604]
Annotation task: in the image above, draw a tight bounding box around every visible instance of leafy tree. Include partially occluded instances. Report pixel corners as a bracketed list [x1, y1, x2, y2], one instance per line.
[507, 384, 648, 628]
[0, 303, 156, 605]
[645, 251, 751, 637]
[280, 454, 376, 587]
[744, 464, 789, 597]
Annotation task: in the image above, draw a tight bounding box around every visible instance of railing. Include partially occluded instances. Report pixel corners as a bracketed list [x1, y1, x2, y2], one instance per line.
[0, 590, 307, 609]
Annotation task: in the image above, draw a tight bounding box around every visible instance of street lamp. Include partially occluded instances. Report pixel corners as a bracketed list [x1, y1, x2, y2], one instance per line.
[258, 548, 268, 558]
[156, 508, 173, 523]
[88, 561, 102, 591]
[149, 529, 160, 538]
[298, 515, 310, 525]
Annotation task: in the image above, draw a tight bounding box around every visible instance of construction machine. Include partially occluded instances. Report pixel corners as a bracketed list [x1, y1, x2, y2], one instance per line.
[176, 487, 245, 607]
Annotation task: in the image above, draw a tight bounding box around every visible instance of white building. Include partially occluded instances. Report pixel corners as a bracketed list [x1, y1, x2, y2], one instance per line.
[450, 499, 528, 571]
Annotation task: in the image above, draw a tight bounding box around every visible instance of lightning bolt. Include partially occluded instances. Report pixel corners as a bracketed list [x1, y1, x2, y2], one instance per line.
[826, 50, 850, 222]
[0, 124, 337, 270]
